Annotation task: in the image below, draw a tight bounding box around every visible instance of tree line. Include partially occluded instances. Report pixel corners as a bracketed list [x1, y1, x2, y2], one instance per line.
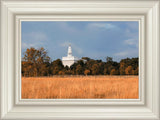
[22, 47, 138, 77]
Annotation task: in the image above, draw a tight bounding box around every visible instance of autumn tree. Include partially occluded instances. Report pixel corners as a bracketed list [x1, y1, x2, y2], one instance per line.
[104, 57, 119, 75]
[84, 69, 90, 75]
[110, 69, 119, 75]
[58, 71, 65, 75]
[134, 67, 139, 75]
[22, 48, 139, 76]
[82, 57, 91, 61]
[91, 64, 100, 75]
[119, 62, 126, 75]
[125, 66, 134, 75]
[76, 64, 83, 75]
[22, 47, 50, 77]
[120, 57, 138, 75]
[106, 56, 113, 62]
[50, 59, 64, 75]
[110, 69, 116, 75]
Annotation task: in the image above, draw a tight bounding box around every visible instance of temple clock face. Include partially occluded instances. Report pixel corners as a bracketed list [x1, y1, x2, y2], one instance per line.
[21, 21, 139, 99]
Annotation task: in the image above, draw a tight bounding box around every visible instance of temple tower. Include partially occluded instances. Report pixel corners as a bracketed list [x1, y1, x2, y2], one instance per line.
[67, 45, 72, 57]
[62, 45, 79, 67]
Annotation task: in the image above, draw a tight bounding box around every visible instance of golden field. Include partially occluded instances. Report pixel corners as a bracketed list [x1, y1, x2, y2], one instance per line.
[22, 76, 139, 99]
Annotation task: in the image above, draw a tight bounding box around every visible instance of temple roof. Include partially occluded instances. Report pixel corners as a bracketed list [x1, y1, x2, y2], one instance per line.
[62, 45, 79, 61]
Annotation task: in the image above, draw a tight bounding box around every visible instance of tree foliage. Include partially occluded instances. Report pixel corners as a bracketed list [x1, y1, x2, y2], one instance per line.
[22, 47, 50, 77]
[22, 47, 139, 76]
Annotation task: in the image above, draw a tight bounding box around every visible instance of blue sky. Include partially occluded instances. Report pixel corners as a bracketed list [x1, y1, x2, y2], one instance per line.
[21, 21, 139, 62]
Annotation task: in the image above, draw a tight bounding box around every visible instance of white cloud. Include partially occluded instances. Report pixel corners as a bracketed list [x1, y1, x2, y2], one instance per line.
[57, 22, 79, 34]
[21, 42, 43, 49]
[22, 32, 48, 49]
[124, 28, 139, 48]
[124, 38, 138, 47]
[24, 32, 47, 41]
[114, 49, 138, 58]
[125, 29, 139, 39]
[87, 23, 117, 30]
[126, 22, 139, 30]
[114, 51, 129, 57]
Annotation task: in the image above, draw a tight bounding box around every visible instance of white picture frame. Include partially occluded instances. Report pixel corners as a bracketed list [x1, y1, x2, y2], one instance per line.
[0, 0, 159, 120]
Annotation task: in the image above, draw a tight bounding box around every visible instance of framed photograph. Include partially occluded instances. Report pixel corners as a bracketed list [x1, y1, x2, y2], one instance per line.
[0, 0, 160, 120]
[21, 21, 139, 99]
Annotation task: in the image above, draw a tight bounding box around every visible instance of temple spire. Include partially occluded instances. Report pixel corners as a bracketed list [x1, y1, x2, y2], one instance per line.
[67, 44, 72, 57]
[62, 44, 79, 67]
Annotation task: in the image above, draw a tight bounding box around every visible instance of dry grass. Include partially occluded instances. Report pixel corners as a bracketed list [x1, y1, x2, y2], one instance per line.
[22, 76, 139, 99]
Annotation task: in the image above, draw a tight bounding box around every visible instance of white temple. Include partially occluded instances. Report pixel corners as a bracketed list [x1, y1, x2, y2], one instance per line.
[62, 45, 79, 67]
